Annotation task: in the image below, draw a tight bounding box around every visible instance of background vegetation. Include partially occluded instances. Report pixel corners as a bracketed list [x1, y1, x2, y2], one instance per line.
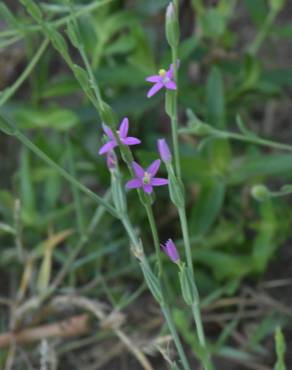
[0, 0, 292, 368]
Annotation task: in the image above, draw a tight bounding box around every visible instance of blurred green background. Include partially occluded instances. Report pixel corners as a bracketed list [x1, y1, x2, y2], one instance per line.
[0, 0, 292, 368]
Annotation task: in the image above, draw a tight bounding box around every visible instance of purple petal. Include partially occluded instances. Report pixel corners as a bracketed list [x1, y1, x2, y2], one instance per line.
[126, 178, 143, 189]
[143, 184, 153, 194]
[166, 67, 173, 80]
[102, 123, 114, 139]
[167, 60, 180, 79]
[162, 239, 180, 263]
[146, 75, 161, 83]
[165, 80, 177, 90]
[147, 159, 161, 177]
[119, 117, 129, 138]
[99, 140, 116, 155]
[151, 178, 169, 186]
[157, 138, 172, 162]
[122, 137, 141, 146]
[132, 161, 145, 178]
[147, 82, 163, 98]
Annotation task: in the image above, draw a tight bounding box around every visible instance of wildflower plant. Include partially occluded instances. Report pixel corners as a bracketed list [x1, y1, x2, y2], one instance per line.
[1, 0, 290, 369]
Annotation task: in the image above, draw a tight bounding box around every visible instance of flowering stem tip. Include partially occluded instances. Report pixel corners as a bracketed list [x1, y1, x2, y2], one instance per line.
[126, 160, 168, 194]
[146, 63, 177, 98]
[99, 117, 141, 155]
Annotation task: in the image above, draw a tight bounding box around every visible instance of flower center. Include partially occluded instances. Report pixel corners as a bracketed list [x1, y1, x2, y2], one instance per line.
[159, 69, 166, 76]
[143, 172, 151, 184]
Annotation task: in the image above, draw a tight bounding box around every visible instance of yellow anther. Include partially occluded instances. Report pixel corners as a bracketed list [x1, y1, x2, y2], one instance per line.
[159, 69, 166, 76]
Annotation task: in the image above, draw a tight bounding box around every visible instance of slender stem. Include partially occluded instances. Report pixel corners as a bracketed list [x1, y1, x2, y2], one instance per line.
[6, 0, 114, 42]
[0, 117, 118, 217]
[248, 9, 277, 55]
[179, 207, 213, 369]
[68, 1, 103, 107]
[191, 304, 213, 370]
[118, 202, 191, 370]
[170, 49, 181, 179]
[178, 208, 194, 277]
[166, 1, 212, 367]
[179, 126, 292, 152]
[144, 203, 163, 277]
[0, 38, 49, 106]
[218, 131, 292, 152]
[161, 305, 191, 370]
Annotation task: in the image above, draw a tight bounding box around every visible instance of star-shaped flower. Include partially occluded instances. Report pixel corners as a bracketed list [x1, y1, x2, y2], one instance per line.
[126, 160, 168, 194]
[146, 63, 177, 98]
[99, 117, 141, 155]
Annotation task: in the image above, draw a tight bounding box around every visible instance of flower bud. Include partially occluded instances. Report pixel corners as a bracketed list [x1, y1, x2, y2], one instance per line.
[168, 168, 185, 208]
[165, 2, 180, 47]
[251, 185, 270, 202]
[111, 171, 127, 216]
[157, 138, 172, 163]
[161, 239, 180, 263]
[166, 2, 175, 20]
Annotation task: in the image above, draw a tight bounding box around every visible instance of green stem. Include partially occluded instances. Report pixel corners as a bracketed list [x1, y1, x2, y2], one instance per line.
[248, 9, 277, 55]
[170, 49, 181, 179]
[179, 126, 292, 153]
[68, 1, 103, 107]
[144, 203, 163, 277]
[192, 304, 213, 370]
[7, 0, 114, 43]
[179, 207, 213, 369]
[178, 208, 194, 276]
[0, 38, 49, 106]
[162, 305, 191, 370]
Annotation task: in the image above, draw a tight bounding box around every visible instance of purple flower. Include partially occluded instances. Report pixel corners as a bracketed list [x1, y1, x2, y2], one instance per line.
[146, 63, 177, 98]
[126, 159, 168, 194]
[106, 150, 117, 170]
[99, 117, 141, 155]
[157, 138, 172, 163]
[161, 239, 180, 263]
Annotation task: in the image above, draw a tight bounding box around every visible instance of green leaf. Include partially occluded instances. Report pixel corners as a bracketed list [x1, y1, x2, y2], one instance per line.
[252, 200, 277, 273]
[66, 20, 80, 48]
[190, 179, 225, 237]
[20, 0, 42, 21]
[0, 2, 19, 28]
[228, 153, 292, 184]
[275, 327, 286, 370]
[104, 34, 136, 55]
[194, 250, 251, 280]
[206, 66, 225, 128]
[206, 66, 231, 174]
[14, 106, 78, 131]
